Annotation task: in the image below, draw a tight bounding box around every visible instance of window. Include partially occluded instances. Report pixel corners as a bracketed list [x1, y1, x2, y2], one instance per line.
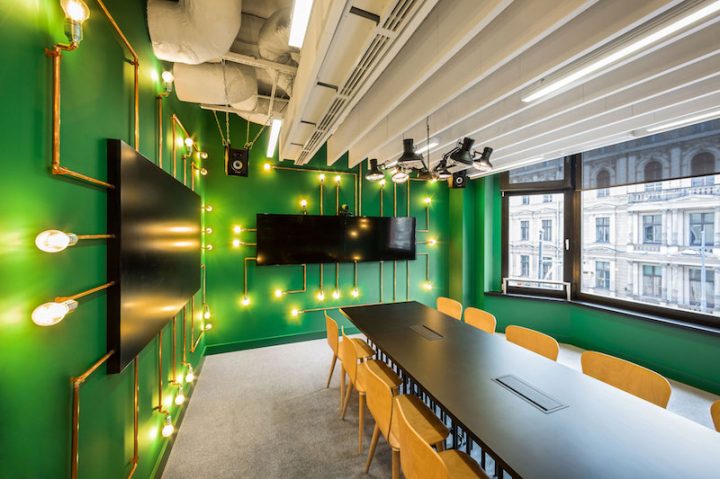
[642, 265, 663, 298]
[522, 195, 529, 205]
[520, 255, 529, 277]
[691, 153, 715, 186]
[541, 219, 552, 241]
[689, 269, 715, 311]
[595, 217, 609, 243]
[642, 215, 662, 244]
[595, 261, 610, 289]
[596, 169, 610, 198]
[689, 212, 714, 247]
[542, 257, 553, 280]
[520, 220, 529, 241]
[543, 194, 553, 203]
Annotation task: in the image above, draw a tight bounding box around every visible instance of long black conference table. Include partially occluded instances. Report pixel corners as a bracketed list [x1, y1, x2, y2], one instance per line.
[340, 301, 720, 479]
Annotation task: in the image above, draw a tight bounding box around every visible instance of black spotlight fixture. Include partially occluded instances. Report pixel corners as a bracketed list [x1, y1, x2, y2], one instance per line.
[449, 137, 475, 165]
[473, 147, 494, 172]
[397, 138, 423, 165]
[435, 159, 452, 180]
[365, 158, 384, 181]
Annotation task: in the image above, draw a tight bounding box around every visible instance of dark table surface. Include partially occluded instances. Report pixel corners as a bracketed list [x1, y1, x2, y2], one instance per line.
[340, 301, 720, 479]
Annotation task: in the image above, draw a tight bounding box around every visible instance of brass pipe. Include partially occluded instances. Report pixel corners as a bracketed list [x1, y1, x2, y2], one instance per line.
[70, 350, 115, 479]
[126, 357, 139, 479]
[393, 261, 397, 301]
[237, 241, 257, 247]
[320, 181, 324, 215]
[243, 257, 257, 296]
[191, 329, 205, 353]
[379, 261, 384, 303]
[335, 263, 340, 291]
[75, 234, 114, 240]
[320, 264, 324, 292]
[201, 264, 207, 303]
[335, 182, 339, 214]
[417, 206, 430, 232]
[156, 95, 163, 168]
[283, 264, 307, 294]
[407, 180, 410, 216]
[172, 119, 177, 178]
[393, 183, 397, 217]
[155, 330, 165, 412]
[418, 253, 431, 280]
[357, 163, 361, 216]
[171, 316, 177, 383]
[182, 304, 187, 363]
[55, 281, 115, 302]
[354, 261, 358, 288]
[379, 183, 384, 217]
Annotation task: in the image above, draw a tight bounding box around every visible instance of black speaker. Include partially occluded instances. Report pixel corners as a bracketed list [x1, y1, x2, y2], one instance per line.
[225, 146, 249, 177]
[451, 170, 468, 189]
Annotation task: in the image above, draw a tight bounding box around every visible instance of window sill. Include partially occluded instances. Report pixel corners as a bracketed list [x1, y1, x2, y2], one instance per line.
[483, 291, 720, 337]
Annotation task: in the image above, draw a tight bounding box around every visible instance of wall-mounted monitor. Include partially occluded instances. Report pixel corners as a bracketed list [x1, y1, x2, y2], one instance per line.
[256, 214, 416, 265]
[107, 139, 201, 374]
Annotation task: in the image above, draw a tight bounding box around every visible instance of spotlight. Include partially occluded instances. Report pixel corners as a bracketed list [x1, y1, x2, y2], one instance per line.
[391, 169, 409, 184]
[61, 0, 90, 43]
[161, 415, 174, 438]
[161, 70, 174, 93]
[241, 296, 250, 306]
[35, 230, 78, 253]
[473, 147, 494, 172]
[351, 288, 359, 298]
[332, 290, 341, 299]
[31, 299, 78, 326]
[317, 290, 325, 301]
[435, 160, 451, 180]
[450, 137, 475, 165]
[396, 139, 423, 166]
[365, 159, 384, 181]
[185, 367, 195, 383]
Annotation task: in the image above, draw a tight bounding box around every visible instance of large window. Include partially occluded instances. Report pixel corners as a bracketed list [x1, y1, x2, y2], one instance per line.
[502, 118, 720, 327]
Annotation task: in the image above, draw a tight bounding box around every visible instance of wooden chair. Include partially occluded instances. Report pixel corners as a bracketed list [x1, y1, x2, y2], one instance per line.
[340, 328, 400, 453]
[363, 362, 449, 478]
[711, 400, 720, 432]
[580, 351, 672, 408]
[395, 395, 488, 479]
[325, 313, 374, 391]
[505, 325, 559, 361]
[436, 297, 463, 320]
[464, 307, 496, 334]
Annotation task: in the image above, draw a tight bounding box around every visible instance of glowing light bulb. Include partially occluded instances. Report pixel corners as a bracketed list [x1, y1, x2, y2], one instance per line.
[163, 394, 173, 409]
[161, 416, 174, 438]
[203, 205, 213, 212]
[176, 373, 184, 384]
[176, 136, 185, 147]
[185, 367, 195, 383]
[174, 392, 186, 406]
[184, 137, 194, 148]
[35, 230, 78, 253]
[232, 239, 241, 248]
[291, 308, 299, 317]
[161, 70, 174, 84]
[319, 174, 325, 183]
[199, 168, 208, 176]
[203, 323, 213, 331]
[423, 281, 433, 291]
[203, 244, 214, 251]
[334, 175, 341, 184]
[263, 163, 272, 172]
[199, 151, 208, 160]
[351, 288, 359, 298]
[379, 179, 386, 187]
[317, 290, 325, 301]
[274, 289, 284, 298]
[241, 296, 250, 306]
[428, 238, 438, 246]
[424, 197, 432, 205]
[300, 199, 308, 209]
[233, 225, 242, 234]
[63, 0, 90, 22]
[202, 305, 211, 320]
[204, 228, 213, 235]
[332, 290, 341, 299]
[31, 299, 78, 326]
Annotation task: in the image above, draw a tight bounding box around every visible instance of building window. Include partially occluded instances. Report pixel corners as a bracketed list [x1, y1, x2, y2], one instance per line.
[541, 219, 552, 241]
[691, 153, 715, 186]
[522, 195, 530, 205]
[689, 212, 714, 247]
[642, 215, 662, 244]
[520, 220, 529, 241]
[644, 160, 663, 191]
[543, 194, 553, 203]
[596, 169, 610, 198]
[520, 255, 529, 277]
[642, 265, 663, 298]
[689, 268, 715, 311]
[595, 261, 610, 289]
[542, 257, 553, 280]
[595, 217, 610, 243]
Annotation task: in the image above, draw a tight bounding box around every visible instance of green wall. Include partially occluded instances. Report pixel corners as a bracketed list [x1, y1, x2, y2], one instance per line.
[471, 176, 720, 394]
[202, 115, 451, 353]
[0, 1, 213, 477]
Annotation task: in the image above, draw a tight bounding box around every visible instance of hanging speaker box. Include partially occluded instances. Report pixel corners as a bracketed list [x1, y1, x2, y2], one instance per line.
[225, 146, 249, 177]
[451, 170, 468, 189]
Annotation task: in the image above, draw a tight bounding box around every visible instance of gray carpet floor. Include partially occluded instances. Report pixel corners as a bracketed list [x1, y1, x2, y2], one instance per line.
[163, 336, 719, 479]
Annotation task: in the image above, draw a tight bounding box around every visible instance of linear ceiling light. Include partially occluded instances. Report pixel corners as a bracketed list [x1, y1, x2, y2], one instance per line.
[522, 0, 720, 103]
[415, 140, 439, 155]
[289, 0, 314, 48]
[646, 108, 720, 132]
[266, 119, 282, 158]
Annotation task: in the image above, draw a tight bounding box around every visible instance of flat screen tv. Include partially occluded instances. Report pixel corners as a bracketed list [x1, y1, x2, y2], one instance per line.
[256, 214, 416, 265]
[107, 139, 201, 373]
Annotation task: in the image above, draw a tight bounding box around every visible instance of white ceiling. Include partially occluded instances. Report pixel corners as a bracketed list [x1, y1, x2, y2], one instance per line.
[279, 0, 720, 174]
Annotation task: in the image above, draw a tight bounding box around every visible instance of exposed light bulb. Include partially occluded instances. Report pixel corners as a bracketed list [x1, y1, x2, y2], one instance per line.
[241, 296, 250, 306]
[185, 367, 195, 383]
[184, 137, 194, 148]
[300, 199, 308, 209]
[203, 244, 214, 251]
[203, 205, 213, 212]
[204, 228, 213, 235]
[291, 308, 299, 317]
[319, 174, 325, 183]
[423, 281, 433, 291]
[334, 175, 341, 184]
[428, 238, 438, 246]
[232, 239, 241, 248]
[161, 416, 174, 438]
[332, 290, 341, 299]
[203, 323, 213, 331]
[63, 0, 90, 22]
[161, 70, 174, 84]
[31, 299, 78, 326]
[174, 392, 186, 406]
[274, 289, 284, 298]
[199, 168, 208, 176]
[233, 225, 242, 234]
[176, 136, 185, 147]
[351, 288, 359, 298]
[424, 197, 432, 205]
[35, 230, 78, 253]
[379, 179, 386, 187]
[199, 151, 208, 160]
[263, 162, 272, 172]
[176, 373, 184, 384]
[317, 290, 325, 301]
[202, 305, 211, 320]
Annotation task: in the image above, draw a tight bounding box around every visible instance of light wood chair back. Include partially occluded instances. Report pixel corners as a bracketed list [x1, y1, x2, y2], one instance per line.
[505, 325, 559, 361]
[325, 313, 339, 355]
[464, 307, 496, 334]
[394, 396, 448, 479]
[436, 297, 462, 320]
[711, 400, 720, 432]
[363, 360, 396, 441]
[340, 327, 360, 384]
[581, 351, 672, 408]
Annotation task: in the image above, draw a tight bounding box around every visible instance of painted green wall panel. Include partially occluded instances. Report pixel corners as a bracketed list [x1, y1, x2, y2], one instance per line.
[1, 1, 210, 477]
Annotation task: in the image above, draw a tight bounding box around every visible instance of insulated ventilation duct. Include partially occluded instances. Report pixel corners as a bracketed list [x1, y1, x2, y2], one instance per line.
[174, 62, 257, 105]
[147, 0, 243, 65]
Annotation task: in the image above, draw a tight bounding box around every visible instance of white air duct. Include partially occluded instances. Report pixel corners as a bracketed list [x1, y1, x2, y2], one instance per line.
[148, 0, 243, 65]
[231, 96, 286, 125]
[258, 8, 292, 63]
[174, 62, 257, 105]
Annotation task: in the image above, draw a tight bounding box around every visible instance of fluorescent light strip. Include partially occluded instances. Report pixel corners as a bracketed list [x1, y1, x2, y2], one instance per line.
[267, 119, 282, 158]
[415, 140, 439, 155]
[646, 108, 720, 132]
[289, 0, 314, 48]
[467, 156, 545, 178]
[522, 0, 720, 103]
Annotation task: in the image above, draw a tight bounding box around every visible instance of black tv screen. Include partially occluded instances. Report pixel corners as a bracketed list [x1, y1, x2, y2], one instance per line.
[107, 139, 201, 373]
[256, 214, 416, 265]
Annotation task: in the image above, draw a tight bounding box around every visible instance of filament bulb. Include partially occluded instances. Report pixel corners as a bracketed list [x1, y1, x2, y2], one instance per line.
[351, 288, 359, 298]
[161, 70, 174, 83]
[161, 415, 175, 438]
[332, 290, 341, 299]
[185, 367, 195, 383]
[317, 290, 325, 301]
[174, 392, 186, 406]
[35, 230, 78, 253]
[241, 296, 250, 306]
[291, 308, 299, 317]
[31, 299, 78, 326]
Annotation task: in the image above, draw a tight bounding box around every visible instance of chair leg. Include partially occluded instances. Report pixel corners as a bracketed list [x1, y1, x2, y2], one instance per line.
[341, 383, 353, 419]
[365, 425, 381, 472]
[326, 354, 337, 388]
[340, 367, 346, 413]
[436, 440, 445, 452]
[358, 393, 365, 453]
[391, 448, 400, 479]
